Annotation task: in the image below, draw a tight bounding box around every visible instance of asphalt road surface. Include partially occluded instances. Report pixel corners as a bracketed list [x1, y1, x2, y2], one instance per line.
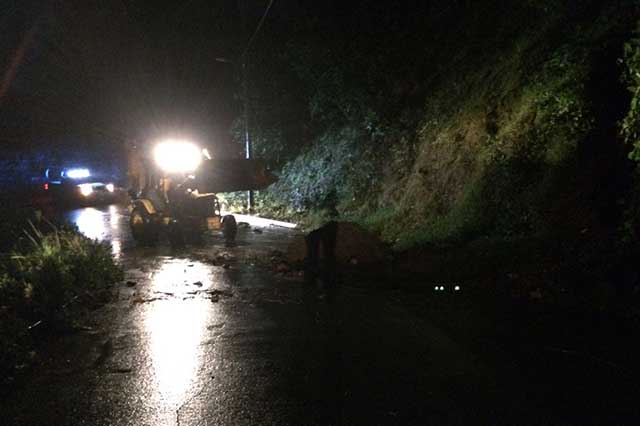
[2, 204, 639, 425]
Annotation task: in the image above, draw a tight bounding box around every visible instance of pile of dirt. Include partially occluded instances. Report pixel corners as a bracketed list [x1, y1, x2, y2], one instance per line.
[286, 221, 389, 267]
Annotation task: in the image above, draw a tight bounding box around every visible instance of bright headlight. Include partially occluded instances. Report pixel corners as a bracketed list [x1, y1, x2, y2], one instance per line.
[153, 140, 202, 174]
[78, 184, 93, 197]
[106, 183, 115, 192]
[66, 168, 91, 179]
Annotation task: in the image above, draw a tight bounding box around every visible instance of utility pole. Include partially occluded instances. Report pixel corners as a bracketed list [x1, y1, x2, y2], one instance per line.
[242, 60, 254, 213]
[241, 0, 274, 214]
[215, 55, 253, 213]
[223, 0, 273, 214]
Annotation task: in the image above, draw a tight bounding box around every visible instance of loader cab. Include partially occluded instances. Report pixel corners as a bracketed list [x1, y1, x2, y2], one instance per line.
[127, 139, 237, 247]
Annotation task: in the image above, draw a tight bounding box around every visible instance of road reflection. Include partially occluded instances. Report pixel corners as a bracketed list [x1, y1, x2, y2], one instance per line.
[69, 207, 107, 240]
[64, 204, 127, 259]
[111, 239, 122, 258]
[108, 204, 119, 229]
[144, 259, 215, 423]
[61, 204, 300, 424]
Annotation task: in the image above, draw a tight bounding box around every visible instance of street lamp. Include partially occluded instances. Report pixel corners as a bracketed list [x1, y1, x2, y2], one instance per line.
[216, 57, 254, 213]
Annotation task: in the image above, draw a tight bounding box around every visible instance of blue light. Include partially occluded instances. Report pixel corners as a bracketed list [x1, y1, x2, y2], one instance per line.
[65, 168, 91, 179]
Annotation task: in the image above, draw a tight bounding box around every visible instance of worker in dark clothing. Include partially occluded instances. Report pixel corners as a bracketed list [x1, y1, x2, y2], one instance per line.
[304, 221, 338, 288]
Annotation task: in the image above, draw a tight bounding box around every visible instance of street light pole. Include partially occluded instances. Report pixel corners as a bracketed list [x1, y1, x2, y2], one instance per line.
[215, 0, 274, 215]
[242, 60, 254, 213]
[217, 56, 253, 213]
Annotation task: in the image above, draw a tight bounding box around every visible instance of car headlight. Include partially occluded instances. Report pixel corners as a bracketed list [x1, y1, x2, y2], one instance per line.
[78, 184, 93, 197]
[66, 168, 91, 179]
[153, 140, 202, 174]
[106, 183, 115, 192]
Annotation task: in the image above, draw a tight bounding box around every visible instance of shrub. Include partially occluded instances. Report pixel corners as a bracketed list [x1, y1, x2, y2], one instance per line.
[0, 219, 122, 381]
[621, 21, 640, 160]
[10, 225, 122, 320]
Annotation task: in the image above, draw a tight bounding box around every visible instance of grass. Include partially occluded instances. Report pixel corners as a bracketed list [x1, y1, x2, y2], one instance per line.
[0, 213, 122, 387]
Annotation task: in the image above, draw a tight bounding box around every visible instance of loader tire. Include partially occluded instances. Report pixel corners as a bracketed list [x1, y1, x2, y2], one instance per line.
[130, 207, 158, 245]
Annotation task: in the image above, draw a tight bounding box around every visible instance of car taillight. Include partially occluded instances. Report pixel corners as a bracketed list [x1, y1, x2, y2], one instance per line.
[44, 183, 49, 190]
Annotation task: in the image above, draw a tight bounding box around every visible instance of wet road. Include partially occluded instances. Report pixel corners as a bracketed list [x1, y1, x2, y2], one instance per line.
[3, 205, 638, 425]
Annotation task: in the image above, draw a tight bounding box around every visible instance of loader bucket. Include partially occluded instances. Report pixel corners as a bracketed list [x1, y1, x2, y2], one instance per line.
[193, 159, 277, 194]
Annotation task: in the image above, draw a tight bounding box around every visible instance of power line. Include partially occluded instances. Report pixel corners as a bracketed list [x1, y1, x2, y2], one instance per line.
[241, 0, 276, 60]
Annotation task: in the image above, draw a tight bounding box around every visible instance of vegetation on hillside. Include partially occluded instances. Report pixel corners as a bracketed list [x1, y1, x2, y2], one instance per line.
[622, 22, 640, 161]
[237, 1, 638, 250]
[621, 21, 640, 243]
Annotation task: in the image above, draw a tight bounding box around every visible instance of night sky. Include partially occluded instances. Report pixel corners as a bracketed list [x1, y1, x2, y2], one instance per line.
[0, 1, 433, 157]
[1, 0, 276, 154]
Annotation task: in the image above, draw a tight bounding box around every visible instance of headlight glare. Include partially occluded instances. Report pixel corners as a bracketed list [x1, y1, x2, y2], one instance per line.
[154, 140, 202, 173]
[66, 168, 91, 179]
[78, 184, 93, 197]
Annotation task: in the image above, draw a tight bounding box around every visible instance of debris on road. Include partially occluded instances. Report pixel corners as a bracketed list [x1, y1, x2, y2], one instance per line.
[207, 289, 233, 298]
[71, 325, 98, 334]
[207, 288, 234, 303]
[132, 296, 164, 304]
[206, 323, 226, 330]
[266, 250, 305, 282]
[275, 262, 290, 274]
[217, 252, 234, 261]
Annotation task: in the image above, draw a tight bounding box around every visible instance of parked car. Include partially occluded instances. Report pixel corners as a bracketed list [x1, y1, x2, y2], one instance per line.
[37, 167, 125, 207]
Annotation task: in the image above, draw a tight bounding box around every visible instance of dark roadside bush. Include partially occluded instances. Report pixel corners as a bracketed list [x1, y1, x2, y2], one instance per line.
[10, 225, 123, 320]
[0, 219, 123, 385]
